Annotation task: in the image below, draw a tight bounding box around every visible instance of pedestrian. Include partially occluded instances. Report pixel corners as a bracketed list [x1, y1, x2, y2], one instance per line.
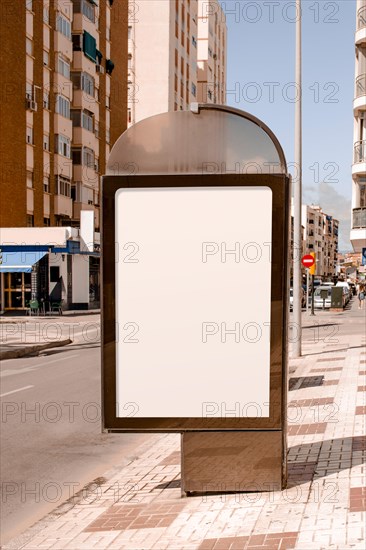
[358, 283, 365, 310]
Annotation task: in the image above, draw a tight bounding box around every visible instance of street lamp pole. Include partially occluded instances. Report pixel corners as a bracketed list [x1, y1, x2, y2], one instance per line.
[293, 0, 302, 358]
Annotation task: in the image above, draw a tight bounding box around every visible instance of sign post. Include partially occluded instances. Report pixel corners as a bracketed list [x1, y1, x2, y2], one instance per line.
[102, 105, 291, 494]
[302, 254, 316, 315]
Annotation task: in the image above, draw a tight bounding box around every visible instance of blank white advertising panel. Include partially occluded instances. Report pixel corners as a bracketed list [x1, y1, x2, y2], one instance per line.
[115, 187, 272, 418]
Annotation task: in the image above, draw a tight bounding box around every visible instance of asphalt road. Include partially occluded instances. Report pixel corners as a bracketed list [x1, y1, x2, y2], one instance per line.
[0, 338, 156, 545]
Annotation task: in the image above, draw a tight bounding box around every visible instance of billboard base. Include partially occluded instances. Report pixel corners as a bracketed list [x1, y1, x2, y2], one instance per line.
[181, 431, 286, 495]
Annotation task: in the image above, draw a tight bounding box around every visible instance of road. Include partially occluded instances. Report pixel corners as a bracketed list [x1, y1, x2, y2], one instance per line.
[0, 330, 156, 545]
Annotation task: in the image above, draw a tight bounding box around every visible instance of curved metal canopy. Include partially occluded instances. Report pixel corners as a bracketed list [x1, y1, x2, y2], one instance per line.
[107, 104, 287, 176]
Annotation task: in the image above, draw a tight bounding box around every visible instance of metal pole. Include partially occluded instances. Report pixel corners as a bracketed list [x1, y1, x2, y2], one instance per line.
[311, 274, 315, 316]
[293, 0, 302, 357]
[306, 268, 309, 314]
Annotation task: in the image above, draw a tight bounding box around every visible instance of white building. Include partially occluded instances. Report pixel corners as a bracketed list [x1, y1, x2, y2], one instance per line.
[302, 205, 339, 279]
[0, 213, 99, 313]
[127, 0, 227, 127]
[197, 0, 227, 103]
[351, 0, 366, 252]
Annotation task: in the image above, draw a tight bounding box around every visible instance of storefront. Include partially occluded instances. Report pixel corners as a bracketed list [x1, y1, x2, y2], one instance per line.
[0, 223, 100, 313]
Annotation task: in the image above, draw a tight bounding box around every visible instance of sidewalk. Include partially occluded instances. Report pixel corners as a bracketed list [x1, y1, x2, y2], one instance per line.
[3, 304, 365, 550]
[0, 314, 100, 359]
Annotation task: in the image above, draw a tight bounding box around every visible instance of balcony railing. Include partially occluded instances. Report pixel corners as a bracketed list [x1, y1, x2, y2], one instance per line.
[353, 207, 366, 229]
[354, 140, 366, 163]
[358, 6, 366, 30]
[356, 74, 366, 97]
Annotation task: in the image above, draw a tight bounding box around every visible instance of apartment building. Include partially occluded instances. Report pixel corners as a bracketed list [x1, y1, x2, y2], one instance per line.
[351, 0, 366, 253]
[0, 0, 127, 311]
[302, 205, 339, 279]
[197, 0, 226, 104]
[0, 0, 127, 230]
[127, 0, 227, 127]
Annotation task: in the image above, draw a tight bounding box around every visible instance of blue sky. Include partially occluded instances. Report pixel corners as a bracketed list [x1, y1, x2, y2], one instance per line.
[221, 0, 356, 250]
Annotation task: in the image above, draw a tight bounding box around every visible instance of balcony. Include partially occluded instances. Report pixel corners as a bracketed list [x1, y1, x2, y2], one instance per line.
[353, 207, 366, 229]
[354, 74, 366, 112]
[356, 6, 366, 44]
[352, 140, 366, 176]
[54, 194, 73, 217]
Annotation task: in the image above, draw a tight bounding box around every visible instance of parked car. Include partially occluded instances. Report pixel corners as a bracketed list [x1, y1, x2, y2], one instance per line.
[313, 286, 332, 309]
[290, 287, 306, 310]
[336, 281, 351, 304]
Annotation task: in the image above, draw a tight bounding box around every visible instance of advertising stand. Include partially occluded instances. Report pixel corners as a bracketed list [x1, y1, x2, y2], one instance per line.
[102, 105, 291, 494]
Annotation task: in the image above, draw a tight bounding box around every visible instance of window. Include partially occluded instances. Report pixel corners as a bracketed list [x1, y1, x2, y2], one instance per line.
[127, 108, 132, 124]
[83, 110, 93, 131]
[83, 147, 94, 168]
[128, 54, 132, 69]
[83, 30, 97, 62]
[71, 109, 93, 132]
[71, 71, 94, 96]
[43, 6, 50, 24]
[73, 0, 95, 23]
[72, 147, 82, 165]
[26, 171, 33, 188]
[43, 6, 49, 23]
[43, 176, 50, 192]
[106, 129, 110, 144]
[26, 126, 33, 145]
[106, 27, 111, 41]
[175, 49, 178, 67]
[26, 37, 33, 56]
[55, 134, 71, 158]
[55, 12, 70, 37]
[43, 92, 50, 109]
[192, 35, 197, 48]
[128, 26, 132, 39]
[26, 214, 34, 227]
[55, 95, 70, 118]
[43, 134, 49, 151]
[191, 82, 196, 97]
[43, 50, 49, 66]
[56, 175, 71, 197]
[58, 56, 70, 78]
[72, 34, 82, 51]
[94, 120, 99, 138]
[26, 0, 33, 11]
[26, 82, 33, 100]
[106, 95, 110, 108]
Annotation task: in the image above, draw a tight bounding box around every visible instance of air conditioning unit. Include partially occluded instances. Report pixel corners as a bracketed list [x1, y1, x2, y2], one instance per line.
[96, 65, 104, 74]
[26, 99, 38, 111]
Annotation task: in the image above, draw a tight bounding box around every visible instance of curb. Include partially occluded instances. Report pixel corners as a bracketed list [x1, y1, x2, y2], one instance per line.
[0, 338, 72, 360]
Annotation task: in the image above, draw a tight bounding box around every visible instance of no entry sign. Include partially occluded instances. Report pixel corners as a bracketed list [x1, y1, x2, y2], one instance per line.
[302, 254, 315, 269]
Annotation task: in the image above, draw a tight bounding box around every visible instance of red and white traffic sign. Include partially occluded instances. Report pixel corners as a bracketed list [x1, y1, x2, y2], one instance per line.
[301, 254, 315, 268]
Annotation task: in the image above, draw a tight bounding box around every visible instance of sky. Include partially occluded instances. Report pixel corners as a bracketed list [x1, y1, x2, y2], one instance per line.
[220, 0, 356, 250]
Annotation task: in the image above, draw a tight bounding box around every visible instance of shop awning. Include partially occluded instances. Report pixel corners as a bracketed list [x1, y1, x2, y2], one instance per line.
[0, 250, 47, 273]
